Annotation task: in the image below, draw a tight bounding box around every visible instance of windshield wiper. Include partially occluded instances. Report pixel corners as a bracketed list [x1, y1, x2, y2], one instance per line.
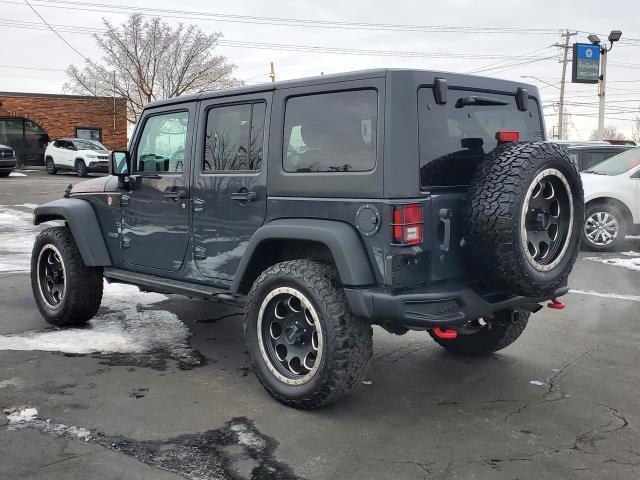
[455, 96, 509, 108]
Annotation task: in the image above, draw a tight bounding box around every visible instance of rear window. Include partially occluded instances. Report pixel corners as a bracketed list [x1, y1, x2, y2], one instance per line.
[586, 147, 640, 175]
[283, 89, 377, 173]
[418, 88, 543, 188]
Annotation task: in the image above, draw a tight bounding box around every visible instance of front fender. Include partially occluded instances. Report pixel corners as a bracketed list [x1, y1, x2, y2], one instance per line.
[230, 219, 376, 293]
[34, 198, 112, 266]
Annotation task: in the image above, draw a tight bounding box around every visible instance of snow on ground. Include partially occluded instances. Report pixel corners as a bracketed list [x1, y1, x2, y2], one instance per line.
[8, 172, 26, 177]
[6, 407, 92, 441]
[0, 205, 40, 273]
[0, 282, 196, 363]
[584, 255, 640, 272]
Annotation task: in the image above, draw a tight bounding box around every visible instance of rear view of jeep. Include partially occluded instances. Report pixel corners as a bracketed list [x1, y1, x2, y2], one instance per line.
[30, 69, 583, 409]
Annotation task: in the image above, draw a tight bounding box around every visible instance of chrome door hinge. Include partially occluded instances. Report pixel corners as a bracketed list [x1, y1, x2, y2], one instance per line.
[121, 236, 131, 249]
[121, 194, 130, 207]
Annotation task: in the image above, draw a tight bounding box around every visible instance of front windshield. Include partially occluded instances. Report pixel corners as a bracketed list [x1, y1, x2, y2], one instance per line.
[586, 147, 640, 175]
[73, 139, 107, 151]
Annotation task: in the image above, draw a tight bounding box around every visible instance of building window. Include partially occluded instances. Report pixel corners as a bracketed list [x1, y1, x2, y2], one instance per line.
[75, 127, 102, 142]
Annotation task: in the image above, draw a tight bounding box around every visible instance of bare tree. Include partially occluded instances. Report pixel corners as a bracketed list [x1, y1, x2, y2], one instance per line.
[589, 125, 627, 141]
[632, 113, 640, 143]
[65, 14, 241, 123]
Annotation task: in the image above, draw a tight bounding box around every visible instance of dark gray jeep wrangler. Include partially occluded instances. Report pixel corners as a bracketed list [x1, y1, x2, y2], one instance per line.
[31, 69, 583, 408]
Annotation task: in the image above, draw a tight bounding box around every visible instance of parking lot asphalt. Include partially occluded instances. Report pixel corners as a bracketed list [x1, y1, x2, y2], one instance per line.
[1, 170, 639, 480]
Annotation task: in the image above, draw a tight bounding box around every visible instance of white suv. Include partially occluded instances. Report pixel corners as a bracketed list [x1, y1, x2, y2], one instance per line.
[44, 138, 110, 177]
[581, 147, 640, 251]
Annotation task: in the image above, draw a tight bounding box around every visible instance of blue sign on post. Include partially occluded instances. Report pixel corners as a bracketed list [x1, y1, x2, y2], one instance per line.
[572, 43, 600, 84]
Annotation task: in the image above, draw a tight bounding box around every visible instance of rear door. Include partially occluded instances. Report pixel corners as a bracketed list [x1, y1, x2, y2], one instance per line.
[191, 93, 270, 283]
[120, 105, 195, 272]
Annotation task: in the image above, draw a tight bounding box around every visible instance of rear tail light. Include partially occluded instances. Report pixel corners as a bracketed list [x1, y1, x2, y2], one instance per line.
[496, 130, 520, 143]
[392, 203, 423, 245]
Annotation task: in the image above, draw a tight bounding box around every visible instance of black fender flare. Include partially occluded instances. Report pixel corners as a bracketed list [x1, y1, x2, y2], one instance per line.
[33, 198, 112, 266]
[230, 219, 376, 293]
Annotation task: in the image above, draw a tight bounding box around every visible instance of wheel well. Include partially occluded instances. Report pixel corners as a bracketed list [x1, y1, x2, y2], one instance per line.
[45, 155, 53, 161]
[75, 158, 85, 164]
[236, 239, 334, 294]
[585, 197, 634, 228]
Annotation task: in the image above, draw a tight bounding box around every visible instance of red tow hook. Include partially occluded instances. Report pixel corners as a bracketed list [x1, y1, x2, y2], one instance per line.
[547, 298, 566, 309]
[433, 327, 458, 339]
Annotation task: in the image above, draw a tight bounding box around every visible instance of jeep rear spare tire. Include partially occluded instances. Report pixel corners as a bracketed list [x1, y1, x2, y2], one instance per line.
[465, 142, 583, 297]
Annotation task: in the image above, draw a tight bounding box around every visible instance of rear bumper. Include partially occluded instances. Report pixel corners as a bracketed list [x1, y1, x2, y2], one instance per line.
[344, 281, 569, 331]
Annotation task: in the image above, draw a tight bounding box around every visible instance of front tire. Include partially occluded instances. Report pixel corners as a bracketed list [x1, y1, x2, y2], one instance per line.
[31, 226, 103, 326]
[582, 203, 627, 252]
[45, 158, 57, 175]
[429, 308, 530, 356]
[76, 160, 88, 177]
[244, 260, 373, 409]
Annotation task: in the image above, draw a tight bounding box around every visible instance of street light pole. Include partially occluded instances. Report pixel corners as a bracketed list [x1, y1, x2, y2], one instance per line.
[592, 30, 622, 140]
[597, 46, 608, 140]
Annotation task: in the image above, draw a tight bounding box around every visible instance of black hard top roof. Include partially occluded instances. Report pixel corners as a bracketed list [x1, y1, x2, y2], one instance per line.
[144, 68, 539, 109]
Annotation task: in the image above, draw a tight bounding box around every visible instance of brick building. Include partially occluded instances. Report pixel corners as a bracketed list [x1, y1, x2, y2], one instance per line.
[0, 92, 128, 165]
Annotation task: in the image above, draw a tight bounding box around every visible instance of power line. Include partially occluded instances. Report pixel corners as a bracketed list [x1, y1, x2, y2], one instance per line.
[22, 0, 89, 61]
[0, 0, 564, 35]
[0, 19, 566, 60]
[0, 64, 65, 71]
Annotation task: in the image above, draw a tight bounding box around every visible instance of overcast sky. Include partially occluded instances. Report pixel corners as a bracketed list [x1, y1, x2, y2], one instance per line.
[0, 0, 639, 139]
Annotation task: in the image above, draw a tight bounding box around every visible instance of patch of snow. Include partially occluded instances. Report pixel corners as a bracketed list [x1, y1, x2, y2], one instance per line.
[0, 282, 195, 363]
[529, 380, 546, 387]
[229, 421, 267, 450]
[584, 256, 640, 272]
[5, 407, 92, 441]
[569, 289, 640, 303]
[0, 205, 39, 273]
[11, 203, 38, 210]
[7, 407, 39, 424]
[8, 172, 26, 177]
[621, 251, 640, 257]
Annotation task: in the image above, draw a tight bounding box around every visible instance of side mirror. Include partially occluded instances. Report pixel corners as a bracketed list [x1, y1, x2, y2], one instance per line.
[109, 150, 131, 178]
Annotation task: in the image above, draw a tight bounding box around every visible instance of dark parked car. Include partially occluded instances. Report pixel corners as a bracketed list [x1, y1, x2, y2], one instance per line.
[0, 144, 16, 177]
[555, 140, 634, 171]
[30, 69, 584, 408]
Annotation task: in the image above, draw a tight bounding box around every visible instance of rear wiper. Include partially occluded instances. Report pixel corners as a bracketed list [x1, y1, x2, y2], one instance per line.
[455, 96, 509, 108]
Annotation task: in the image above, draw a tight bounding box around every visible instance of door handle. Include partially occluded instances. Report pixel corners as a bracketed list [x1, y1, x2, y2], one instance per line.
[439, 208, 452, 253]
[230, 191, 257, 202]
[164, 189, 186, 201]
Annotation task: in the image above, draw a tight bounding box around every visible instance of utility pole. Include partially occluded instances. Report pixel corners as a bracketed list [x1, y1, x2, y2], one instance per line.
[269, 62, 276, 83]
[555, 30, 577, 140]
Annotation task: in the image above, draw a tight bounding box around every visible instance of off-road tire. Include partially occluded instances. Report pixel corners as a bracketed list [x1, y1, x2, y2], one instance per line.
[465, 141, 583, 297]
[76, 160, 88, 177]
[31, 226, 103, 326]
[243, 260, 373, 409]
[45, 158, 57, 175]
[582, 203, 627, 252]
[429, 308, 530, 356]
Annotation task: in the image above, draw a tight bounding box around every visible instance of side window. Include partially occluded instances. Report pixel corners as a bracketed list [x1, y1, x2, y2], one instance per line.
[203, 102, 265, 172]
[585, 152, 608, 170]
[135, 111, 189, 173]
[283, 90, 377, 173]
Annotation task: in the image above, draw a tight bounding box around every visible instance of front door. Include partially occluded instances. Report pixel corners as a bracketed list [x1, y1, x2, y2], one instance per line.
[121, 106, 194, 271]
[191, 94, 270, 282]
